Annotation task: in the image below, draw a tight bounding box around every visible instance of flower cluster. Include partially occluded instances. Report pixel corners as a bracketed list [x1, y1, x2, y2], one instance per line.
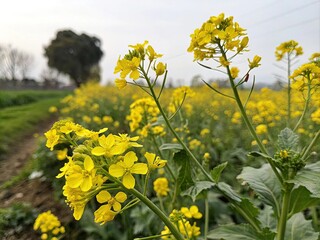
[161, 206, 202, 239]
[291, 62, 320, 92]
[126, 97, 164, 137]
[187, 13, 261, 82]
[275, 40, 303, 61]
[114, 40, 166, 88]
[33, 211, 65, 240]
[44, 119, 166, 224]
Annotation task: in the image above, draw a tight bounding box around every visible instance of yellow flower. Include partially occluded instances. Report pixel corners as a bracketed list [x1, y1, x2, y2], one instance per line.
[155, 62, 166, 76]
[248, 55, 262, 69]
[56, 148, 68, 160]
[230, 67, 240, 79]
[96, 190, 127, 211]
[44, 129, 60, 150]
[180, 205, 203, 219]
[49, 106, 58, 113]
[275, 40, 303, 61]
[109, 151, 148, 189]
[91, 134, 123, 157]
[256, 124, 268, 135]
[147, 45, 163, 61]
[66, 156, 96, 192]
[153, 177, 170, 196]
[94, 204, 117, 225]
[114, 57, 141, 80]
[34, 211, 64, 237]
[144, 152, 167, 170]
[115, 78, 127, 89]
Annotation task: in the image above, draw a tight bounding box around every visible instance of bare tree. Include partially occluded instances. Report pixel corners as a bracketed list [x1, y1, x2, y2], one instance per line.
[18, 52, 34, 79]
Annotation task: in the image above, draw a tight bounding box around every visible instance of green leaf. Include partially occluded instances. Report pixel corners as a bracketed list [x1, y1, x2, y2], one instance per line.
[258, 205, 277, 230]
[237, 164, 281, 217]
[207, 224, 275, 240]
[181, 181, 215, 202]
[217, 182, 261, 228]
[159, 143, 183, 152]
[248, 151, 272, 159]
[211, 162, 228, 183]
[289, 186, 320, 215]
[278, 127, 299, 150]
[173, 150, 194, 191]
[288, 162, 320, 198]
[284, 213, 319, 240]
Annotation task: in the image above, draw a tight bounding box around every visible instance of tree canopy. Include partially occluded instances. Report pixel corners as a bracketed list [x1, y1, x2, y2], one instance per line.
[44, 30, 103, 87]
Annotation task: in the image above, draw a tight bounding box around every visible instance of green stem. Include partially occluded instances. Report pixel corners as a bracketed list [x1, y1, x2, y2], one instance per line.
[129, 188, 184, 240]
[302, 130, 320, 160]
[276, 184, 293, 240]
[311, 206, 319, 230]
[102, 170, 184, 240]
[287, 54, 291, 128]
[293, 74, 311, 132]
[134, 233, 172, 240]
[218, 43, 283, 184]
[141, 68, 213, 182]
[204, 197, 209, 240]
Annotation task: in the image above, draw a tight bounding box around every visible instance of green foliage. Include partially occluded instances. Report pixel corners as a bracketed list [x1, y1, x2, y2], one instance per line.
[278, 128, 299, 150]
[284, 213, 319, 240]
[44, 30, 103, 87]
[207, 224, 275, 240]
[288, 162, 320, 198]
[211, 162, 228, 183]
[0, 203, 37, 237]
[173, 150, 194, 191]
[237, 164, 281, 217]
[181, 181, 215, 202]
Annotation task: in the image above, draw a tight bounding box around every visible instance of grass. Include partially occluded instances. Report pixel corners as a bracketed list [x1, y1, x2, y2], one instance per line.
[0, 93, 67, 157]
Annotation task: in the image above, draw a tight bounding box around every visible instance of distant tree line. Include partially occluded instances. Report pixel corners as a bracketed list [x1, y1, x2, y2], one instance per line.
[0, 44, 34, 82]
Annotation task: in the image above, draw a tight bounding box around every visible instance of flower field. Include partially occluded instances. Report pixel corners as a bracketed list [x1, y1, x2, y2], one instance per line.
[1, 12, 320, 240]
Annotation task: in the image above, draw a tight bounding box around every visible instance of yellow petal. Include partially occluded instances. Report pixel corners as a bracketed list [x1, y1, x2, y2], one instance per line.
[66, 173, 83, 188]
[130, 70, 140, 80]
[115, 192, 127, 203]
[91, 147, 106, 156]
[125, 151, 138, 162]
[144, 152, 156, 165]
[130, 163, 148, 175]
[73, 205, 85, 220]
[109, 164, 125, 177]
[122, 173, 135, 189]
[113, 202, 122, 212]
[84, 156, 94, 171]
[96, 190, 111, 203]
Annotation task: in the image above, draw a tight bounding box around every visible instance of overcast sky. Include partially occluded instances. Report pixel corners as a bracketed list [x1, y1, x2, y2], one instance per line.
[1, 0, 319, 85]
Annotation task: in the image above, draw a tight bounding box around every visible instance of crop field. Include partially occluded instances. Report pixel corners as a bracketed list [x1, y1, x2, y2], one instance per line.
[1, 12, 320, 240]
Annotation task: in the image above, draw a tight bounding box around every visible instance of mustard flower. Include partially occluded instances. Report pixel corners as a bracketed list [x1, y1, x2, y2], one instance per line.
[34, 211, 64, 238]
[114, 57, 141, 80]
[147, 45, 163, 61]
[91, 134, 123, 157]
[155, 62, 166, 76]
[230, 67, 240, 79]
[66, 155, 96, 192]
[144, 152, 167, 170]
[109, 151, 148, 189]
[256, 124, 268, 135]
[56, 148, 68, 160]
[275, 40, 303, 61]
[248, 55, 262, 69]
[115, 78, 127, 89]
[94, 204, 118, 225]
[153, 177, 170, 196]
[180, 205, 203, 219]
[96, 190, 127, 212]
[44, 129, 60, 150]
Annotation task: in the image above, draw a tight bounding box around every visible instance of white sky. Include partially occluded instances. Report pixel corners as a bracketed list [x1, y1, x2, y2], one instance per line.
[1, 0, 319, 85]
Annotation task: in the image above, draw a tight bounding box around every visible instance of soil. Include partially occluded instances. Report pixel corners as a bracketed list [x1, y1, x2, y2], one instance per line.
[0, 117, 72, 240]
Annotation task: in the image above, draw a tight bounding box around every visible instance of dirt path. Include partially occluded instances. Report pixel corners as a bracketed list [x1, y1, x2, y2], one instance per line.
[0, 117, 71, 240]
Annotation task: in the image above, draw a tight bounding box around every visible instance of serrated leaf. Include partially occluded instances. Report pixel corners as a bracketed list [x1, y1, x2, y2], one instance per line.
[181, 181, 215, 202]
[207, 224, 275, 240]
[288, 162, 320, 198]
[173, 150, 194, 191]
[211, 162, 228, 183]
[278, 127, 299, 150]
[285, 213, 319, 240]
[159, 143, 183, 152]
[237, 164, 281, 217]
[217, 182, 261, 228]
[289, 186, 320, 215]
